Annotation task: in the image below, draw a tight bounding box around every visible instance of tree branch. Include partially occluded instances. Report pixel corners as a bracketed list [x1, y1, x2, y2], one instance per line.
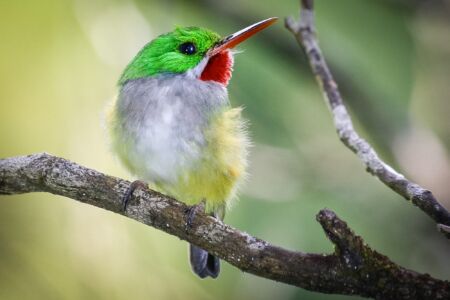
[0, 153, 449, 299]
[285, 0, 450, 238]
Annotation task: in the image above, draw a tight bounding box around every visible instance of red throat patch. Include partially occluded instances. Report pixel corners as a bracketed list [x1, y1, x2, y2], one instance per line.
[200, 51, 233, 86]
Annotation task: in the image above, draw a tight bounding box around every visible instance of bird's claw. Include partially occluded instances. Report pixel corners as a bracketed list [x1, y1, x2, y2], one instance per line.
[122, 180, 147, 212]
[185, 200, 206, 232]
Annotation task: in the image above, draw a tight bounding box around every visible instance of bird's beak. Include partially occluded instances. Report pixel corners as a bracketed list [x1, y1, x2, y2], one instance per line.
[207, 17, 278, 57]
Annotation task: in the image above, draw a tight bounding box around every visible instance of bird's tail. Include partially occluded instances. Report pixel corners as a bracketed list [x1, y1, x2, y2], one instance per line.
[189, 244, 220, 278]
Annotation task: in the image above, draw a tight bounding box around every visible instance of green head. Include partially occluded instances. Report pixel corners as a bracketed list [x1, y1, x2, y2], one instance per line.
[119, 27, 221, 84]
[119, 18, 278, 85]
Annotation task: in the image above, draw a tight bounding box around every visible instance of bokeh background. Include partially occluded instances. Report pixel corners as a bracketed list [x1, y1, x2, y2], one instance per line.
[1, 0, 450, 299]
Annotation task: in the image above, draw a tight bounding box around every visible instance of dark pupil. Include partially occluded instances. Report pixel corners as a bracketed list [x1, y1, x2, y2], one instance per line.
[180, 42, 196, 55]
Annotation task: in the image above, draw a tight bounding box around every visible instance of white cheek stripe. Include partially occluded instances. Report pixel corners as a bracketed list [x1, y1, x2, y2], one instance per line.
[185, 56, 210, 79]
[184, 51, 236, 81]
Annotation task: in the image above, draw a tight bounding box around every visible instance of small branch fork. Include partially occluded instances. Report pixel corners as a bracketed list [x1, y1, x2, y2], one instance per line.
[0, 1, 449, 298]
[0, 153, 449, 299]
[285, 0, 450, 238]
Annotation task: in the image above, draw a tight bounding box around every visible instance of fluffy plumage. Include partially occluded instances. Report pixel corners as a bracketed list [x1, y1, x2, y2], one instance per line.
[111, 73, 248, 213]
[109, 25, 255, 279]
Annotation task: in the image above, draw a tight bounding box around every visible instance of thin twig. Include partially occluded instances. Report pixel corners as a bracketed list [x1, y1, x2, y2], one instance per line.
[285, 0, 450, 238]
[0, 153, 449, 299]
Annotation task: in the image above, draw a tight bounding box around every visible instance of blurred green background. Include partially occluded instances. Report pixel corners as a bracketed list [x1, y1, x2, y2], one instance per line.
[1, 0, 450, 299]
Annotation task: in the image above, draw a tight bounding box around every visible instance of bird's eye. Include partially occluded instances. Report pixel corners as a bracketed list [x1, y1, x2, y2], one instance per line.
[179, 42, 196, 55]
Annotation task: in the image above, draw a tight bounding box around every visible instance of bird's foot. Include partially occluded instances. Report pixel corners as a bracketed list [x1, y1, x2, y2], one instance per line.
[185, 200, 206, 232]
[122, 180, 147, 212]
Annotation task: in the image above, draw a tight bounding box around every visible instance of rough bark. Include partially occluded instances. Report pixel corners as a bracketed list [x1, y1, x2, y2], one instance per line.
[1, 1, 449, 298]
[0, 153, 449, 299]
[285, 0, 450, 238]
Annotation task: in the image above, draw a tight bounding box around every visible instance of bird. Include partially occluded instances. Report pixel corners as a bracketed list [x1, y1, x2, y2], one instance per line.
[108, 17, 277, 279]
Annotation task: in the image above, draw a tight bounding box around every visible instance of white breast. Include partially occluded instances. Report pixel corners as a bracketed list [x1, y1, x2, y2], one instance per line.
[113, 75, 229, 183]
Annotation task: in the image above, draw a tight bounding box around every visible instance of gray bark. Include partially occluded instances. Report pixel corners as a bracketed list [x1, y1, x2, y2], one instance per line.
[0, 1, 449, 298]
[0, 153, 449, 299]
[285, 0, 450, 238]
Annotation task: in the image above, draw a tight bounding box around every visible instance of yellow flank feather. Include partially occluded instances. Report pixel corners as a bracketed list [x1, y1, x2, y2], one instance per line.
[108, 96, 249, 217]
[160, 107, 249, 216]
